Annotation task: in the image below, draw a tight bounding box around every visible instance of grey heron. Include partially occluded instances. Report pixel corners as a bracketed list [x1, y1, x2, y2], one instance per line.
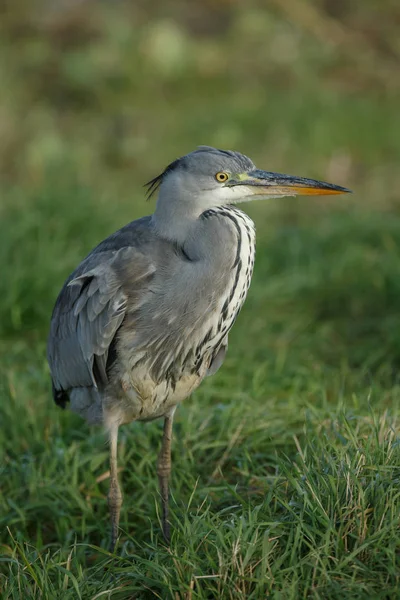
[47, 146, 350, 548]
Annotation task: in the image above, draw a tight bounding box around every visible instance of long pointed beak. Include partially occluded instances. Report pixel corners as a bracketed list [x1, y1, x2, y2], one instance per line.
[231, 169, 351, 197]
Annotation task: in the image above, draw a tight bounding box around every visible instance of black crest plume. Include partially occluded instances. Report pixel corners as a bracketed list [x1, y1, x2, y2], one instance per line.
[144, 158, 182, 200]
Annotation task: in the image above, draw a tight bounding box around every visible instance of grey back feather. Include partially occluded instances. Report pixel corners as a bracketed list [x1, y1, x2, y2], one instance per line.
[47, 217, 156, 393]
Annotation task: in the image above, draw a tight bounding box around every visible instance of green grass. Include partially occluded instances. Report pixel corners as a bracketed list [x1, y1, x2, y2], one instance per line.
[1, 2, 400, 598]
[2, 196, 400, 598]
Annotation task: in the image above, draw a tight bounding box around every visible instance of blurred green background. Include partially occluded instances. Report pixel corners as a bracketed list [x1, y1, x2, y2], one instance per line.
[1, 0, 400, 340]
[1, 1, 400, 598]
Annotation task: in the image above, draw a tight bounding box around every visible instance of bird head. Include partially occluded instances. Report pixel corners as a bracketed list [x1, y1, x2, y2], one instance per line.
[147, 146, 350, 209]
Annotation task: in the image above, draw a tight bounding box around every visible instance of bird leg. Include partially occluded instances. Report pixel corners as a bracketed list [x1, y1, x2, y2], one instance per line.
[108, 423, 122, 551]
[157, 412, 175, 543]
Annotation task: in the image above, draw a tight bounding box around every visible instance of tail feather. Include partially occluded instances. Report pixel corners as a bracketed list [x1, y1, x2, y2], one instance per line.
[52, 382, 69, 408]
[69, 387, 103, 425]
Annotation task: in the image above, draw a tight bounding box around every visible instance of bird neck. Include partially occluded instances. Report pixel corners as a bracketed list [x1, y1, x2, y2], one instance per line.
[152, 211, 200, 245]
[152, 190, 205, 246]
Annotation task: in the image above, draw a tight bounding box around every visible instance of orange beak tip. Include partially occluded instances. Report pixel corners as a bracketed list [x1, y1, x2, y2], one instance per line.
[286, 186, 352, 196]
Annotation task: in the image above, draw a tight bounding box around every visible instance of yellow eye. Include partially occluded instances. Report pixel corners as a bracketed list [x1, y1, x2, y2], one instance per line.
[215, 172, 229, 183]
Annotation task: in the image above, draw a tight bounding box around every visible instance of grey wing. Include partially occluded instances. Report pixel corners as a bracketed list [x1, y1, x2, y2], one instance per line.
[47, 246, 154, 396]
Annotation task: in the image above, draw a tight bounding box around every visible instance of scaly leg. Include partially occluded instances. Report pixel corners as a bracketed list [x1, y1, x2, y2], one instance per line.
[108, 422, 122, 551]
[157, 411, 175, 543]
